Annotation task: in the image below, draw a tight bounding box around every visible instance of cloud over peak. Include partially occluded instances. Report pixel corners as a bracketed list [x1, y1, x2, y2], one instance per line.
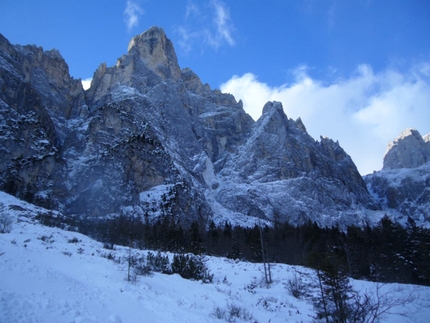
[177, 0, 235, 52]
[221, 63, 430, 175]
[124, 0, 143, 32]
[211, 0, 235, 47]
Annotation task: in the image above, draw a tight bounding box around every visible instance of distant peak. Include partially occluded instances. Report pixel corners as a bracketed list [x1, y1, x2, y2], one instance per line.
[383, 128, 430, 169]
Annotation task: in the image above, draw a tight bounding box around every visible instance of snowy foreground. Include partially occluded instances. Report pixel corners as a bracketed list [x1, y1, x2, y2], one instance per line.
[1, 192, 429, 323]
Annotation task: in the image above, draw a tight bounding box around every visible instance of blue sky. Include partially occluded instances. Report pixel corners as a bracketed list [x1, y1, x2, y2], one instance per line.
[1, 0, 430, 175]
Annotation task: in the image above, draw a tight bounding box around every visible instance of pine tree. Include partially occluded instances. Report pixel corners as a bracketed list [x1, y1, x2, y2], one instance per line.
[314, 254, 353, 323]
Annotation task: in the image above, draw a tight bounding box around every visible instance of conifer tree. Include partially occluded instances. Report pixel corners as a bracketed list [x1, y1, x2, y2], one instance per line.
[314, 254, 353, 323]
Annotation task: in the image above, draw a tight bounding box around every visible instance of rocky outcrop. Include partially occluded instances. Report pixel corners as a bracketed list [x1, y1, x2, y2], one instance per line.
[2, 27, 416, 228]
[0, 33, 87, 209]
[383, 128, 430, 170]
[216, 101, 378, 226]
[365, 129, 430, 226]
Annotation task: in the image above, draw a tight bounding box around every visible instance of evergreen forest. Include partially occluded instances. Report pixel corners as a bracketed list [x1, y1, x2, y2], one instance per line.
[37, 212, 430, 287]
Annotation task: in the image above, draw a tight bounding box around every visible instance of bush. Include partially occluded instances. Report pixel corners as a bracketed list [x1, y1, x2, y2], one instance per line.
[68, 237, 79, 243]
[171, 254, 213, 283]
[286, 272, 305, 299]
[146, 251, 170, 273]
[212, 303, 255, 322]
[0, 213, 13, 234]
[212, 306, 227, 320]
[256, 296, 279, 312]
[132, 255, 152, 277]
[103, 242, 115, 250]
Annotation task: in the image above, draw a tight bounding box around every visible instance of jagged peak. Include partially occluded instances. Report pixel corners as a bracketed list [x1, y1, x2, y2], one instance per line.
[127, 26, 181, 79]
[261, 101, 284, 116]
[383, 128, 430, 169]
[181, 67, 207, 94]
[392, 128, 422, 142]
[294, 117, 307, 133]
[86, 27, 183, 102]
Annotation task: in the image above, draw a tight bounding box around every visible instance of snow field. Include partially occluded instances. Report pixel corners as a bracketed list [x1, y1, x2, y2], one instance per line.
[0, 191, 429, 323]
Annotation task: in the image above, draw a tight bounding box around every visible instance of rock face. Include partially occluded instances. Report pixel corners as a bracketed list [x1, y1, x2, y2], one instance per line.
[2, 26, 418, 228]
[383, 128, 430, 169]
[365, 129, 430, 225]
[0, 33, 86, 210]
[215, 101, 378, 226]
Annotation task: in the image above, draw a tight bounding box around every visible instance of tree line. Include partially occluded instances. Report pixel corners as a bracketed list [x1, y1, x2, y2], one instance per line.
[38, 212, 430, 286]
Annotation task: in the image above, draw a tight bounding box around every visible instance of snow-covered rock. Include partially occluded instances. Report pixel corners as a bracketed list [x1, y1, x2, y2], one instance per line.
[365, 129, 430, 227]
[0, 27, 427, 228]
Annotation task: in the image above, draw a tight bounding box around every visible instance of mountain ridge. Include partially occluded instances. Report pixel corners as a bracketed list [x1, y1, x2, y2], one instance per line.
[0, 27, 428, 228]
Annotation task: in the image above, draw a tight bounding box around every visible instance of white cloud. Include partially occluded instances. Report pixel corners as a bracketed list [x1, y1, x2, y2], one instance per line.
[185, 1, 200, 19]
[211, 0, 235, 47]
[124, 0, 143, 32]
[81, 78, 92, 90]
[220, 64, 430, 175]
[177, 0, 235, 52]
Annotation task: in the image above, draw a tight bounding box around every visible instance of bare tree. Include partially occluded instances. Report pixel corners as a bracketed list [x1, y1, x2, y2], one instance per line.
[259, 224, 272, 285]
[352, 283, 420, 323]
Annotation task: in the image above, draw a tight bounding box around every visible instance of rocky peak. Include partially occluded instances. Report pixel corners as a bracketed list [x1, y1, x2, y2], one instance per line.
[87, 27, 181, 103]
[0, 33, 86, 142]
[181, 68, 209, 95]
[365, 128, 430, 225]
[127, 26, 181, 80]
[383, 128, 430, 169]
[424, 133, 430, 150]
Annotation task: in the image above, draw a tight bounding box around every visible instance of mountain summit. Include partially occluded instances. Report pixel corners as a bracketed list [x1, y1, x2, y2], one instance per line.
[87, 26, 181, 103]
[365, 128, 430, 224]
[383, 128, 430, 170]
[0, 27, 427, 227]
[127, 26, 181, 79]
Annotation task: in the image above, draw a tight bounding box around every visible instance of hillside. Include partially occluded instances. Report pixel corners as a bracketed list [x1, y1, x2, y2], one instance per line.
[1, 191, 429, 323]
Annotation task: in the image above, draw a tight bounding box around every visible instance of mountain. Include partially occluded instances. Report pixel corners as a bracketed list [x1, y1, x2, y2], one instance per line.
[0, 26, 427, 228]
[364, 129, 430, 225]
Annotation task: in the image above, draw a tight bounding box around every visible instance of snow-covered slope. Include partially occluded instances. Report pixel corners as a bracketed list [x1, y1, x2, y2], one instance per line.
[1, 191, 429, 323]
[365, 161, 430, 227]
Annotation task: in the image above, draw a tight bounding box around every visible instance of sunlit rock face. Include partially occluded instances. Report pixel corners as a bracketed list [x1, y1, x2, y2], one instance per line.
[86, 27, 181, 103]
[383, 128, 430, 170]
[3, 26, 426, 228]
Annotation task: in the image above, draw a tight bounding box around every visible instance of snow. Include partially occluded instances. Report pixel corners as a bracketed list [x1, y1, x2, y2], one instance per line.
[374, 163, 430, 186]
[202, 156, 216, 187]
[364, 162, 430, 227]
[110, 85, 146, 101]
[139, 184, 176, 204]
[139, 184, 176, 219]
[1, 190, 429, 323]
